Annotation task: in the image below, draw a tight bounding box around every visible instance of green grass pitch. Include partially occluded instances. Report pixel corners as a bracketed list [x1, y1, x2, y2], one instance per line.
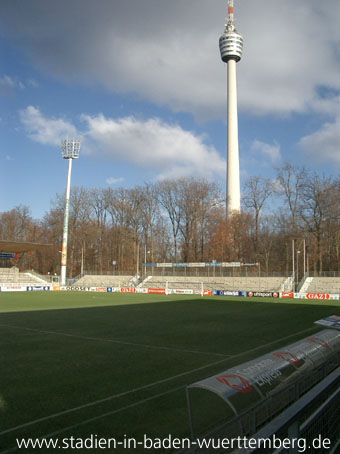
[1, 292, 340, 452]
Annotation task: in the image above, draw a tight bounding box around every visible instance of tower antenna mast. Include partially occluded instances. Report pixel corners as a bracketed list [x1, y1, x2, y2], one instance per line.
[227, 0, 235, 30]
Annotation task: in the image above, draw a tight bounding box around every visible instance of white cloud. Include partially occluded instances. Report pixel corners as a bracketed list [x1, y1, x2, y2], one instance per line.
[19, 106, 78, 146]
[2, 0, 340, 119]
[106, 176, 125, 185]
[82, 113, 225, 179]
[27, 79, 39, 88]
[237, 2, 340, 116]
[19, 107, 225, 180]
[299, 114, 340, 164]
[0, 75, 25, 94]
[250, 140, 281, 164]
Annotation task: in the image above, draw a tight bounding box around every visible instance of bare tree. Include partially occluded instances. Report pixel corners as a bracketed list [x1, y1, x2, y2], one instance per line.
[0, 205, 33, 241]
[157, 180, 182, 261]
[298, 173, 336, 273]
[140, 183, 160, 263]
[275, 162, 306, 232]
[88, 188, 109, 272]
[242, 176, 273, 253]
[177, 178, 221, 261]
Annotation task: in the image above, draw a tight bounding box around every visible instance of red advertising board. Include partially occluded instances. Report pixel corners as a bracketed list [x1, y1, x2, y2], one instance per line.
[281, 291, 294, 298]
[120, 287, 136, 293]
[306, 293, 330, 300]
[203, 290, 213, 296]
[148, 288, 166, 294]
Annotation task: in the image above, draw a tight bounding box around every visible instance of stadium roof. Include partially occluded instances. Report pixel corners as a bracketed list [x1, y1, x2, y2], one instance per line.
[0, 240, 51, 253]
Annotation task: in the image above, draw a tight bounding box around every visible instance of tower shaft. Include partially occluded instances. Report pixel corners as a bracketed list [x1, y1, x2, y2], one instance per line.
[227, 59, 240, 213]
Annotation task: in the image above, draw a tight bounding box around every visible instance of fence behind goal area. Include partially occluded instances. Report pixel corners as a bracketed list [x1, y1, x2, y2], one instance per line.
[185, 318, 340, 453]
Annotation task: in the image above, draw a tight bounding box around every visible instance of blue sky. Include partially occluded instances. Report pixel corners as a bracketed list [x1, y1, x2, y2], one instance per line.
[1, 0, 340, 219]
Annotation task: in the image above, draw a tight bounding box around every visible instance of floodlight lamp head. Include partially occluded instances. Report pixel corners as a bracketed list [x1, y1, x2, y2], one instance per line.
[61, 139, 81, 159]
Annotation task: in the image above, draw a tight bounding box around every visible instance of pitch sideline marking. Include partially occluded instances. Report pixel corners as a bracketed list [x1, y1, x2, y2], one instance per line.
[0, 323, 229, 358]
[0, 357, 228, 437]
[0, 385, 185, 454]
[0, 326, 316, 438]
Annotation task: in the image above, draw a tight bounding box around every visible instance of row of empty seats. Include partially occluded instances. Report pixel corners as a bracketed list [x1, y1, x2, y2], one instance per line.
[0, 267, 48, 285]
[73, 274, 134, 288]
[141, 275, 286, 292]
[304, 277, 340, 294]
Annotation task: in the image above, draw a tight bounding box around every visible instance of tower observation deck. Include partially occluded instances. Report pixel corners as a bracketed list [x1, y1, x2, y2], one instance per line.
[219, 0, 243, 62]
[219, 0, 243, 215]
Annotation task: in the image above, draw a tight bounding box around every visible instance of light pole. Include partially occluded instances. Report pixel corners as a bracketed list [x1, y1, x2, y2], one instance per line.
[144, 245, 151, 264]
[60, 139, 80, 285]
[296, 250, 301, 292]
[292, 239, 295, 286]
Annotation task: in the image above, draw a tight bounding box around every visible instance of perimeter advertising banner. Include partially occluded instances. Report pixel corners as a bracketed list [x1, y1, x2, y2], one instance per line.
[213, 290, 242, 297]
[281, 291, 294, 298]
[148, 288, 166, 294]
[247, 291, 279, 298]
[145, 262, 242, 268]
[171, 289, 194, 295]
[0, 285, 27, 292]
[120, 287, 136, 293]
[0, 252, 18, 259]
[297, 293, 339, 300]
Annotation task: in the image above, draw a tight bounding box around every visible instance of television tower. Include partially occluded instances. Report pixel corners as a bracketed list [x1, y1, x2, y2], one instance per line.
[219, 0, 243, 214]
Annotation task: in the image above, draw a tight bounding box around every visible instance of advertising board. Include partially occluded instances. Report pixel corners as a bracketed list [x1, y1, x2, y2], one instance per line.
[307, 293, 330, 300]
[281, 291, 294, 298]
[172, 289, 194, 295]
[247, 291, 278, 298]
[0, 252, 17, 259]
[148, 288, 166, 294]
[203, 290, 213, 296]
[0, 285, 27, 292]
[213, 290, 240, 296]
[120, 287, 136, 293]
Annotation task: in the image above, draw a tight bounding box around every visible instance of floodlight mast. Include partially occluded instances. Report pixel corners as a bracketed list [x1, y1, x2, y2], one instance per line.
[60, 139, 80, 286]
[219, 0, 243, 215]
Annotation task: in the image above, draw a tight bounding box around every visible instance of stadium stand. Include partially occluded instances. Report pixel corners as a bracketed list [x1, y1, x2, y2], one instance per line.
[140, 275, 286, 292]
[303, 277, 340, 294]
[0, 267, 49, 286]
[72, 274, 134, 288]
